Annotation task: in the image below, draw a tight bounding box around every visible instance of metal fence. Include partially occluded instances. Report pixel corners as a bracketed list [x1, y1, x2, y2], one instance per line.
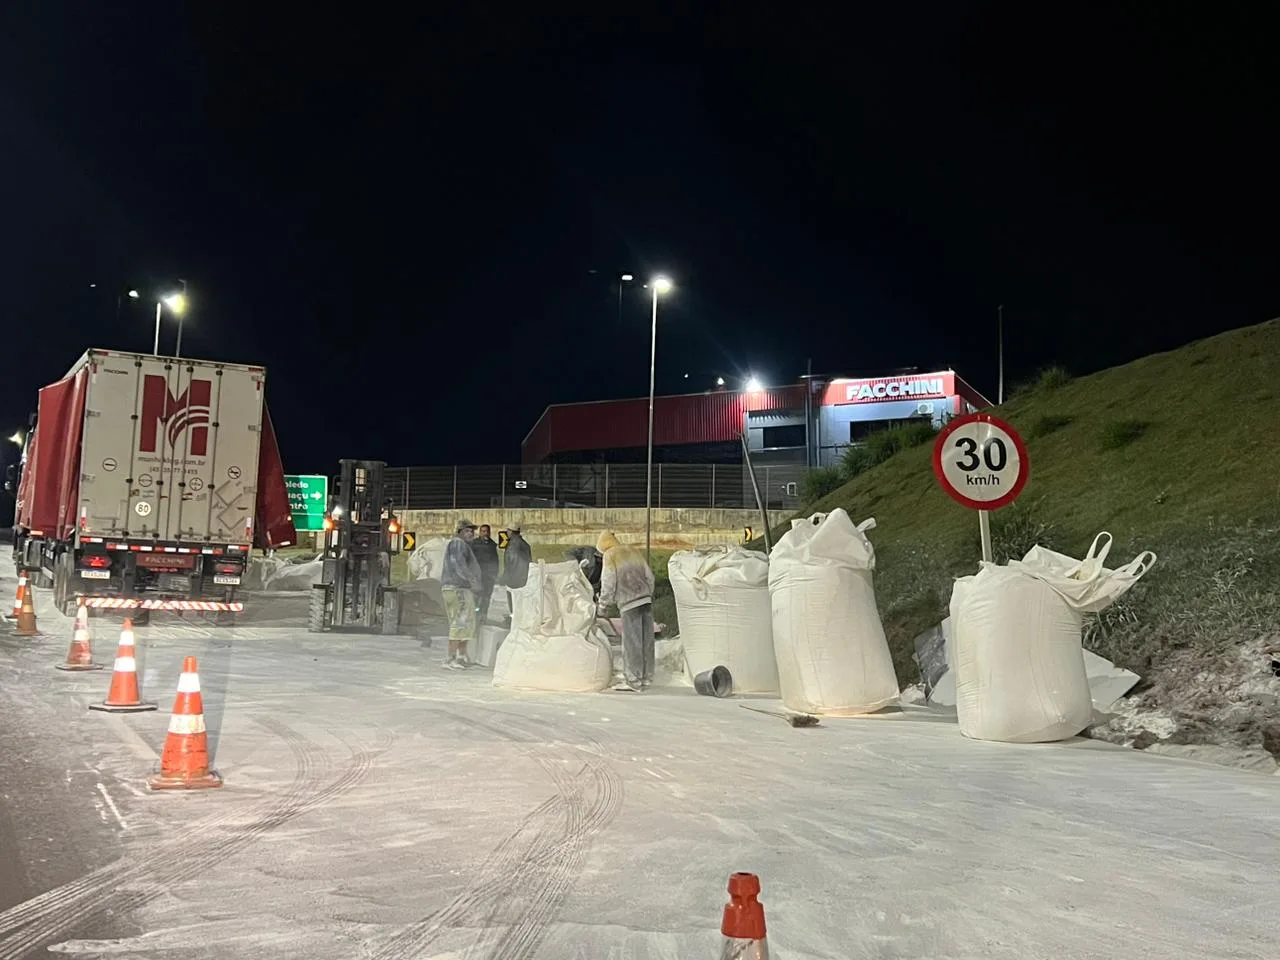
[383, 463, 808, 511]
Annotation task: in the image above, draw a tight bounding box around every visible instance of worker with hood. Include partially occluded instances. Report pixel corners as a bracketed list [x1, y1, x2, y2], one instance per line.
[596, 531, 655, 691]
[472, 524, 500, 624]
[441, 518, 483, 668]
[498, 521, 533, 623]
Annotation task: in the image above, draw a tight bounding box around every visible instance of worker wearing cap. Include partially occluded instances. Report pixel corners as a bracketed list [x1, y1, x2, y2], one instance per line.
[596, 531, 655, 691]
[498, 521, 533, 624]
[441, 518, 483, 668]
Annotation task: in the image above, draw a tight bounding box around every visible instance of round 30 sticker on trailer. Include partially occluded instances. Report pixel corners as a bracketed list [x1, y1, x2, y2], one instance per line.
[932, 412, 1029, 511]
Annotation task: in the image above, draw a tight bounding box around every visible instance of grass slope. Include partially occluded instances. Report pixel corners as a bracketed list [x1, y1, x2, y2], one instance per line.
[793, 319, 1280, 748]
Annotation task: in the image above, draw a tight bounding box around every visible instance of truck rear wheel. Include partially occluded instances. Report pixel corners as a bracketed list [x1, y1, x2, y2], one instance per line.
[52, 552, 75, 616]
[308, 585, 330, 633]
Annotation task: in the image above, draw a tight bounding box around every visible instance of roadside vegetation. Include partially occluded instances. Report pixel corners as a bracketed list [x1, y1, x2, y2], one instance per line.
[779, 318, 1280, 756]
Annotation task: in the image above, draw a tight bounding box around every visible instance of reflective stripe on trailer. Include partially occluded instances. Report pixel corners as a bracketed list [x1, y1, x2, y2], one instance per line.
[79, 598, 244, 612]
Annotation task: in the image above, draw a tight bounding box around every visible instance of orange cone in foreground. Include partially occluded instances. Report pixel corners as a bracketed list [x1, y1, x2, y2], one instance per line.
[57, 600, 103, 671]
[16, 582, 40, 637]
[89, 619, 156, 710]
[720, 873, 770, 959]
[148, 656, 222, 790]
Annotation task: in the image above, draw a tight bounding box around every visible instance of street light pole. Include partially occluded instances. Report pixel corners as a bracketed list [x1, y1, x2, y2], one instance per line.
[153, 301, 163, 356]
[174, 279, 189, 358]
[644, 276, 672, 565]
[997, 304, 1005, 405]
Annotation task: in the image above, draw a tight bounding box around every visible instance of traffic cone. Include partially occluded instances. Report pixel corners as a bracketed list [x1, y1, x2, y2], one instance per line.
[720, 872, 769, 958]
[148, 656, 222, 790]
[16, 581, 40, 637]
[89, 620, 156, 711]
[10, 574, 26, 619]
[56, 600, 103, 671]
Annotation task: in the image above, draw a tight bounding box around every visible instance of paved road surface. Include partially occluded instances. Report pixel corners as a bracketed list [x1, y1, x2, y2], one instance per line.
[1, 562, 1278, 959]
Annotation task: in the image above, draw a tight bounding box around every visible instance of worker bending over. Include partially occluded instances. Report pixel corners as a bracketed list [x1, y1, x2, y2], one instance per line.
[596, 531, 655, 692]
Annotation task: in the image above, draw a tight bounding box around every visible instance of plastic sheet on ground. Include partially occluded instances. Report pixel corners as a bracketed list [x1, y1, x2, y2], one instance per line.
[768, 509, 899, 716]
[493, 560, 613, 693]
[951, 532, 1156, 743]
[669, 546, 778, 693]
[263, 557, 324, 591]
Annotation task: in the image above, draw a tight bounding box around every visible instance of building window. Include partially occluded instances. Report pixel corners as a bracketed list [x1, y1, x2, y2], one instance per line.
[850, 416, 929, 443]
[761, 424, 805, 449]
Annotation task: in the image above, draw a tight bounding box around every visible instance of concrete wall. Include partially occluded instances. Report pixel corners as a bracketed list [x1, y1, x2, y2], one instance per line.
[395, 507, 777, 549]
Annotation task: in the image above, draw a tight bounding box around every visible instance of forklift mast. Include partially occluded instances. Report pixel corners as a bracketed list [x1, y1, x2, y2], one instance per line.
[310, 459, 402, 632]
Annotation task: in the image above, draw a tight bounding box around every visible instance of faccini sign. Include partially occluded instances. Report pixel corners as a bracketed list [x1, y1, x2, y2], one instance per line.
[823, 372, 954, 406]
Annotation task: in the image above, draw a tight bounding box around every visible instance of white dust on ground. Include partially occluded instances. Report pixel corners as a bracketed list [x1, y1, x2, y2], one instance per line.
[1, 565, 1279, 959]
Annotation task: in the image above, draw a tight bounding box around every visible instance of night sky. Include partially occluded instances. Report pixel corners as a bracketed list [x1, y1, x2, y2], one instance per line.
[2, 4, 1277, 475]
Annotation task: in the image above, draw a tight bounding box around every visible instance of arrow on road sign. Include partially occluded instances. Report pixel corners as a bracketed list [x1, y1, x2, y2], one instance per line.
[402, 531, 416, 552]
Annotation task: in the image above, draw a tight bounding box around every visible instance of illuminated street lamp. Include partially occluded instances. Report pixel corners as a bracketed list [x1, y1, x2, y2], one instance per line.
[645, 275, 674, 564]
[7, 432, 22, 446]
[744, 375, 763, 393]
[152, 280, 189, 356]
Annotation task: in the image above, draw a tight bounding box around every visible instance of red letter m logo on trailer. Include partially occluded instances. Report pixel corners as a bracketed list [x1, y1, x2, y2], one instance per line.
[140, 375, 212, 455]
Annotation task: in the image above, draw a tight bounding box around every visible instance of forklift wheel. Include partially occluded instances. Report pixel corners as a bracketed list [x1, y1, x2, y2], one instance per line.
[308, 585, 330, 633]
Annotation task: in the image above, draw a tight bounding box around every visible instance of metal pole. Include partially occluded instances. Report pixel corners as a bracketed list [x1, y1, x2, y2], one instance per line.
[979, 510, 993, 563]
[645, 286, 658, 564]
[804, 358, 813, 468]
[997, 304, 1005, 405]
[740, 430, 772, 553]
[452, 465, 458, 509]
[552, 463, 557, 507]
[710, 463, 716, 508]
[604, 463, 609, 508]
[501, 465, 506, 508]
[175, 279, 188, 358]
[153, 301, 162, 355]
[658, 463, 663, 509]
[405, 468, 412, 509]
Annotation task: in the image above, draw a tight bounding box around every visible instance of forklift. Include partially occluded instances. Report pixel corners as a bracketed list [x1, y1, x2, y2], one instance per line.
[308, 459, 403, 634]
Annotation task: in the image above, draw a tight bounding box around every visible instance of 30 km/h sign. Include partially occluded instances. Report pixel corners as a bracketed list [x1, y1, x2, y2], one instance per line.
[933, 413, 1029, 511]
[933, 413, 1029, 563]
[285, 474, 329, 532]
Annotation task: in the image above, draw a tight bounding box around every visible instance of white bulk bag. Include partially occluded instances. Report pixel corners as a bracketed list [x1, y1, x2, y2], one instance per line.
[768, 509, 899, 715]
[407, 536, 449, 582]
[493, 560, 613, 693]
[669, 547, 778, 693]
[952, 533, 1156, 743]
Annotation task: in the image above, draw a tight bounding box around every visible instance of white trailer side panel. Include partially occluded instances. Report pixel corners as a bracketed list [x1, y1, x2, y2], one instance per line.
[77, 351, 266, 544]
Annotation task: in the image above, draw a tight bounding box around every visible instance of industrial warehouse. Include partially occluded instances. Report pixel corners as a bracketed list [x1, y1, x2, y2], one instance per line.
[522, 369, 991, 468]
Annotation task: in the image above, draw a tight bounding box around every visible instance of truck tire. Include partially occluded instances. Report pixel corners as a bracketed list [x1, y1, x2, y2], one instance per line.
[308, 585, 330, 633]
[53, 551, 75, 616]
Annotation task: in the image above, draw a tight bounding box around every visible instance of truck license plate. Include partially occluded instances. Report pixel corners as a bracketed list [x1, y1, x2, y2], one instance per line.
[213, 575, 241, 585]
[79, 570, 111, 580]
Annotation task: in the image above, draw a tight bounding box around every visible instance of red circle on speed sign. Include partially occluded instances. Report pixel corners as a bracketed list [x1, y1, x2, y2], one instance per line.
[932, 412, 1030, 511]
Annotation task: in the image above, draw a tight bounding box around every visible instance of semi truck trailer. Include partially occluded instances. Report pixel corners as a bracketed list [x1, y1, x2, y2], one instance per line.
[11, 348, 296, 616]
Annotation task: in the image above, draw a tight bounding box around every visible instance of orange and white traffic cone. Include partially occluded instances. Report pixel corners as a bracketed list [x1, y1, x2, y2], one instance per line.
[720, 873, 770, 958]
[148, 656, 222, 790]
[56, 600, 103, 671]
[10, 573, 26, 620]
[89, 619, 156, 711]
[16, 581, 40, 637]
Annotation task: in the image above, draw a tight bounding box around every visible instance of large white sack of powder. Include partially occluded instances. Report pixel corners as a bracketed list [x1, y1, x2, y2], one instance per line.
[669, 546, 778, 693]
[768, 509, 899, 715]
[951, 533, 1156, 743]
[493, 560, 612, 693]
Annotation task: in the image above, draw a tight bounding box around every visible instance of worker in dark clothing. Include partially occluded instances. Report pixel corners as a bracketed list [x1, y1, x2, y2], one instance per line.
[472, 524, 500, 624]
[566, 544, 602, 601]
[499, 522, 533, 624]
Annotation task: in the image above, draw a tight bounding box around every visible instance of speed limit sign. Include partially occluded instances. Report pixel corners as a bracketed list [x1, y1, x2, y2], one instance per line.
[932, 412, 1029, 511]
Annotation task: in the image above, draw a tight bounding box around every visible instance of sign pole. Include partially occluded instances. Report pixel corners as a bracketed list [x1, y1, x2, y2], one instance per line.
[979, 509, 993, 563]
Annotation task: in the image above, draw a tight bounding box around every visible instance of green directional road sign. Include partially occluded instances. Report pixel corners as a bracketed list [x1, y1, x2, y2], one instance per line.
[285, 474, 329, 532]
